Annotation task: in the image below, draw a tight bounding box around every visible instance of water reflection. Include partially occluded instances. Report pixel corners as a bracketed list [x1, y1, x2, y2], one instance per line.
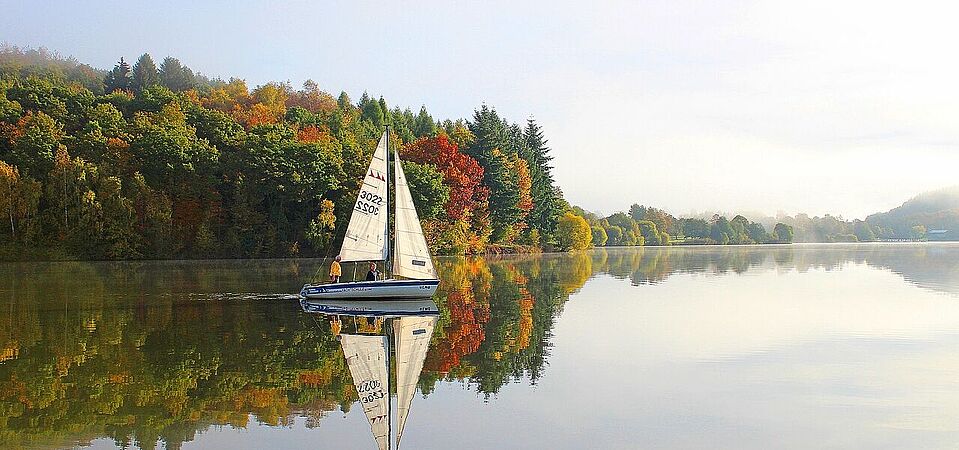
[298, 300, 438, 450]
[0, 243, 957, 449]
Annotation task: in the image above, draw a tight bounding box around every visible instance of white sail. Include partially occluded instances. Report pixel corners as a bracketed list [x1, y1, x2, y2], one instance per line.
[393, 316, 437, 449]
[340, 334, 391, 450]
[392, 150, 438, 280]
[340, 131, 390, 262]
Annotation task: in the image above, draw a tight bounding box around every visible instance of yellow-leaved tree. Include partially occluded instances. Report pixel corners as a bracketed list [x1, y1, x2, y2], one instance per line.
[555, 212, 592, 251]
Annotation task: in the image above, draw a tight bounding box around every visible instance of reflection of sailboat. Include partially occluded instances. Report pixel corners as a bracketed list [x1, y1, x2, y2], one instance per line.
[300, 297, 439, 316]
[304, 300, 437, 450]
[301, 128, 439, 300]
[392, 315, 435, 449]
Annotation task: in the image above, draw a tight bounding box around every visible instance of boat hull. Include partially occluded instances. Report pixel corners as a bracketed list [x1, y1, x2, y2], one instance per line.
[300, 279, 439, 300]
[299, 297, 439, 316]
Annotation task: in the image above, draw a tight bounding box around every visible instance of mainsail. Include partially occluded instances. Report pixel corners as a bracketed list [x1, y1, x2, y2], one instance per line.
[340, 334, 391, 450]
[340, 131, 390, 262]
[392, 150, 438, 280]
[393, 316, 437, 449]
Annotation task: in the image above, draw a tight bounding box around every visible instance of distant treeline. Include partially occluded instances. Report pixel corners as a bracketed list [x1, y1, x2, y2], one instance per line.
[575, 204, 795, 247]
[0, 46, 569, 260]
[579, 185, 959, 247]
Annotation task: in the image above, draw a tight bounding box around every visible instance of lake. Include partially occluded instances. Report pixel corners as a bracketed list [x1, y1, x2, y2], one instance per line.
[2, 243, 959, 449]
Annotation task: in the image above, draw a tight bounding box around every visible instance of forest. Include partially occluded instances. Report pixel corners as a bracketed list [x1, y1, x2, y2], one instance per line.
[3, 46, 952, 261]
[0, 46, 567, 260]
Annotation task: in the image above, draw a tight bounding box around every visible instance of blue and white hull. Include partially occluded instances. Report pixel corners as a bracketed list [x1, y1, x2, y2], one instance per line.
[300, 278, 439, 299]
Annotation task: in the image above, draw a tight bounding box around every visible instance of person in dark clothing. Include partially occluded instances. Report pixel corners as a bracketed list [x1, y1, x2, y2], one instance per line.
[366, 262, 379, 281]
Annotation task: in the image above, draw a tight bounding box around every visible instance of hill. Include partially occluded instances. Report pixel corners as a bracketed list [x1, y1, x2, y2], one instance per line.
[866, 186, 959, 241]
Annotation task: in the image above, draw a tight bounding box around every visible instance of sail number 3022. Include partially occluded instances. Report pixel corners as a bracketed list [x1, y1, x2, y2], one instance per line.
[355, 190, 384, 215]
[358, 379, 384, 404]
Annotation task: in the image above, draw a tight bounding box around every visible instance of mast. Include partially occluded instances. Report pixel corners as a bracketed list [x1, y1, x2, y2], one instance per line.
[388, 317, 393, 450]
[385, 125, 393, 280]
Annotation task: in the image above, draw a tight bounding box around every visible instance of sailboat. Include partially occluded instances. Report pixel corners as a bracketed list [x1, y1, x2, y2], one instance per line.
[324, 307, 438, 450]
[300, 127, 440, 300]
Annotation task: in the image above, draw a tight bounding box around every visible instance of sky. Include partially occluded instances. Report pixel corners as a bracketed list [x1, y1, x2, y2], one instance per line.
[3, 0, 958, 219]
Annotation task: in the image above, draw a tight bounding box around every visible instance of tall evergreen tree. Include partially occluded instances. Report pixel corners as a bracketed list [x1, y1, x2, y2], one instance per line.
[337, 91, 352, 109]
[466, 105, 522, 240]
[412, 105, 436, 137]
[358, 92, 384, 127]
[378, 96, 392, 125]
[131, 53, 159, 93]
[159, 57, 196, 91]
[522, 118, 560, 235]
[103, 57, 132, 93]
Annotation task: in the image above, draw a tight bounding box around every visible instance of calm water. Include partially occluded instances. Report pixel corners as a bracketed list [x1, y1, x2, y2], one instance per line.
[2, 243, 959, 449]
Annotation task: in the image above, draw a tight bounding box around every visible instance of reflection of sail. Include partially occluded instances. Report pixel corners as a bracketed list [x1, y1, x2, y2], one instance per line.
[340, 334, 391, 450]
[392, 316, 437, 448]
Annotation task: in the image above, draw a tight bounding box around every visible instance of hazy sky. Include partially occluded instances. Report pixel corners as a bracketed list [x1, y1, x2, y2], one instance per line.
[4, 0, 958, 219]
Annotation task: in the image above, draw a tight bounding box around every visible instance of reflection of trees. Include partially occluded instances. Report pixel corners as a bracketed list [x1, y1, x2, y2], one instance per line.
[0, 260, 353, 450]
[589, 244, 959, 295]
[420, 253, 592, 396]
[3, 245, 955, 447]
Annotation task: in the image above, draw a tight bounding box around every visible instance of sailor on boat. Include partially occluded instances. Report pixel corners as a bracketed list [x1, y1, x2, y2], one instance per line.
[300, 126, 440, 300]
[330, 255, 342, 283]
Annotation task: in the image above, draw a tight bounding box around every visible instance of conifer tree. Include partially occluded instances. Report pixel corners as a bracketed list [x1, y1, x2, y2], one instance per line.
[131, 53, 159, 93]
[103, 57, 132, 93]
[159, 57, 196, 91]
[466, 105, 522, 240]
[358, 92, 384, 127]
[412, 105, 436, 137]
[523, 118, 560, 235]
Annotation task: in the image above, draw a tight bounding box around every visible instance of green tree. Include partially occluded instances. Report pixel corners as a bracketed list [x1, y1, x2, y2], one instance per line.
[466, 105, 522, 241]
[159, 57, 196, 92]
[590, 225, 608, 246]
[606, 212, 641, 245]
[730, 215, 750, 244]
[8, 110, 64, 177]
[522, 118, 560, 238]
[637, 220, 663, 245]
[412, 105, 436, 137]
[853, 220, 877, 242]
[402, 161, 451, 220]
[358, 92, 384, 127]
[681, 217, 710, 238]
[773, 222, 794, 243]
[711, 216, 734, 244]
[131, 53, 159, 93]
[103, 57, 132, 93]
[745, 221, 770, 243]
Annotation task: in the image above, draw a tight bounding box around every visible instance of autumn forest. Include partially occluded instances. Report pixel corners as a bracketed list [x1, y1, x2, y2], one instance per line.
[14, 46, 934, 262]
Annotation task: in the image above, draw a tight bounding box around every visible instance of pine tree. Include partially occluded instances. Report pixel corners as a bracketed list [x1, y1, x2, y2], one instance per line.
[412, 105, 436, 137]
[337, 91, 352, 109]
[131, 53, 159, 93]
[466, 105, 522, 241]
[358, 92, 384, 127]
[103, 57, 132, 93]
[159, 57, 196, 91]
[523, 118, 560, 235]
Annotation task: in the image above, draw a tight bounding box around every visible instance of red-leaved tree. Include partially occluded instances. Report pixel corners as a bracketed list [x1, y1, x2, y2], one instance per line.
[402, 135, 484, 220]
